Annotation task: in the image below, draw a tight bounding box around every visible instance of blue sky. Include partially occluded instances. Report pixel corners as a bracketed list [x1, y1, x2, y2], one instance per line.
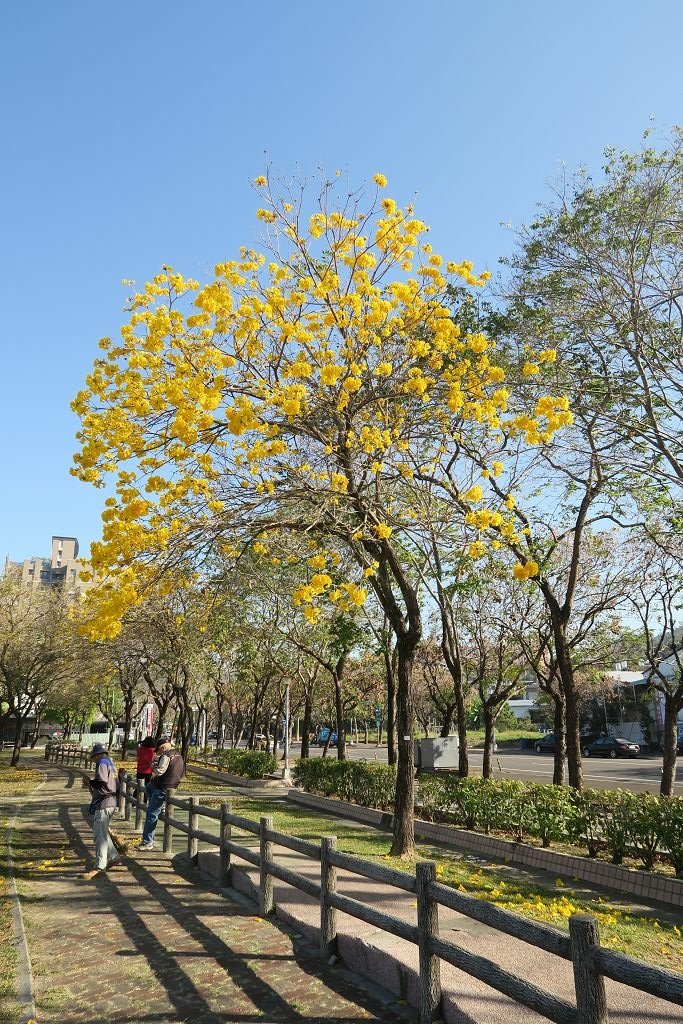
[1, 1, 681, 561]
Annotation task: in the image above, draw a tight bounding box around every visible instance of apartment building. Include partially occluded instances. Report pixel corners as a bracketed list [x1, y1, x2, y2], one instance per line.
[4, 535, 90, 598]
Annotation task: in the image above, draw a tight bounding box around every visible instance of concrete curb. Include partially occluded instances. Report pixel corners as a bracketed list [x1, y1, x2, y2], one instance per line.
[287, 789, 683, 908]
[187, 762, 291, 789]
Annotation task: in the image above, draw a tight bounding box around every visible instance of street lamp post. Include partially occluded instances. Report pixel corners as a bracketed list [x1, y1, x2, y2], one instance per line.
[283, 679, 291, 781]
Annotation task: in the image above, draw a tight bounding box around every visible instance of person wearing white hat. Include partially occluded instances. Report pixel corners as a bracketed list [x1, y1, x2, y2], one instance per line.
[82, 743, 121, 880]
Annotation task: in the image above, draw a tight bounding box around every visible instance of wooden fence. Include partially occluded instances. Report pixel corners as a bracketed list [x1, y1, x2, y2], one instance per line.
[47, 743, 683, 1024]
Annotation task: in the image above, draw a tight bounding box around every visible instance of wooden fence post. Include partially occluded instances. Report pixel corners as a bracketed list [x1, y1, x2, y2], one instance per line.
[259, 815, 274, 916]
[44, 743, 50, 761]
[188, 796, 200, 860]
[124, 775, 132, 821]
[320, 836, 338, 962]
[219, 801, 231, 884]
[162, 788, 175, 854]
[135, 779, 144, 831]
[416, 861, 442, 1024]
[118, 771, 127, 815]
[569, 914, 608, 1024]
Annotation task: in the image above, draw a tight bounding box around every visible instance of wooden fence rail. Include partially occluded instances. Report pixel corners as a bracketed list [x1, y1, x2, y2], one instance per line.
[46, 744, 683, 1024]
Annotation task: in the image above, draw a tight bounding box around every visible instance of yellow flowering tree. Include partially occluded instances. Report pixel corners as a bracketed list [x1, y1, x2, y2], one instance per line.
[73, 171, 566, 854]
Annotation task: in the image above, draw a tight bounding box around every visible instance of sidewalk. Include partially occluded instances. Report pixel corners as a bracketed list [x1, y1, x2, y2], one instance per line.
[7, 764, 412, 1024]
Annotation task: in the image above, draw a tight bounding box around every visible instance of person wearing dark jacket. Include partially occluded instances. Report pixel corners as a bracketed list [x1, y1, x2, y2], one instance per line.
[137, 737, 185, 850]
[83, 743, 121, 880]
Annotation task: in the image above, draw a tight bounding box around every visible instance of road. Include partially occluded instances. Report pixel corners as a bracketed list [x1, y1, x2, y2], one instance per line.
[287, 742, 679, 794]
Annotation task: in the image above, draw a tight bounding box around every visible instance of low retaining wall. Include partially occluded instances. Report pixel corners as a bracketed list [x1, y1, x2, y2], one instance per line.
[287, 789, 683, 909]
[187, 762, 289, 789]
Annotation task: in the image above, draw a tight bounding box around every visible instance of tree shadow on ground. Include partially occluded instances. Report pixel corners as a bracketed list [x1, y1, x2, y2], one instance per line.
[55, 803, 404, 1024]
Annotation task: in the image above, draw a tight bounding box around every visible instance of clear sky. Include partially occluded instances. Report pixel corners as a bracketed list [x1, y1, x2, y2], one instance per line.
[1, 1, 681, 562]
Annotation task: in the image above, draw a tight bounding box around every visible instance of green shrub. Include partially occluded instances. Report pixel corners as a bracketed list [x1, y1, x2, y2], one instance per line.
[209, 748, 278, 779]
[627, 793, 662, 871]
[295, 759, 683, 875]
[293, 758, 396, 809]
[416, 773, 450, 821]
[603, 790, 636, 865]
[436, 775, 491, 831]
[488, 779, 529, 839]
[660, 797, 683, 877]
[567, 790, 605, 858]
[525, 783, 575, 848]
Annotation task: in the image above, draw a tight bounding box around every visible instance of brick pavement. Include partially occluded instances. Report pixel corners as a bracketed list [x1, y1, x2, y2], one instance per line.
[8, 765, 412, 1024]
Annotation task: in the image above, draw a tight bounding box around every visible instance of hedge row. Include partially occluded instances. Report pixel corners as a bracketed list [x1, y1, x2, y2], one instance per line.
[293, 759, 683, 876]
[293, 758, 397, 810]
[191, 747, 278, 779]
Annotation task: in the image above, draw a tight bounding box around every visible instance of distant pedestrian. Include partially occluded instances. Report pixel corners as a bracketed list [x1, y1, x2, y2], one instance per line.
[136, 735, 156, 802]
[137, 736, 185, 851]
[83, 743, 122, 880]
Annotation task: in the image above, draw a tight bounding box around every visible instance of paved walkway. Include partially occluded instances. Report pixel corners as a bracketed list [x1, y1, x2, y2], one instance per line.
[7, 765, 411, 1024]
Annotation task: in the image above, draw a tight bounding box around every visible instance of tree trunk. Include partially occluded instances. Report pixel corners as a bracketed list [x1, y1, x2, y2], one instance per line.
[390, 637, 416, 857]
[440, 704, 455, 738]
[364, 720, 369, 743]
[551, 618, 583, 789]
[121, 709, 133, 761]
[248, 696, 261, 751]
[660, 694, 680, 797]
[30, 709, 43, 748]
[455, 684, 469, 777]
[300, 694, 312, 759]
[387, 659, 397, 766]
[334, 674, 346, 761]
[10, 715, 24, 767]
[552, 695, 566, 786]
[482, 706, 496, 779]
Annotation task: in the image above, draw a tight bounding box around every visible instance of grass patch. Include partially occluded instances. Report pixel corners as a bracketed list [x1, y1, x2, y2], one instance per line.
[183, 769, 244, 791]
[116, 761, 239, 793]
[37, 985, 71, 1010]
[220, 796, 683, 972]
[0, 756, 43, 798]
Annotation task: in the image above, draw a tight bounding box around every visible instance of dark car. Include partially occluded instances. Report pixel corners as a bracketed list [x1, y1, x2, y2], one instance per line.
[582, 736, 640, 758]
[533, 732, 599, 754]
[533, 733, 557, 753]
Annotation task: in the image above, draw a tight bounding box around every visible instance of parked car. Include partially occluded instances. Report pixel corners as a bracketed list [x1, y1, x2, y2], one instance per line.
[533, 732, 600, 754]
[316, 728, 337, 747]
[582, 736, 640, 758]
[533, 733, 557, 753]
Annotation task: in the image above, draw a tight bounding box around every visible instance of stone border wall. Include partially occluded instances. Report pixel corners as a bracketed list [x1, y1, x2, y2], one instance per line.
[187, 762, 289, 789]
[288, 789, 683, 908]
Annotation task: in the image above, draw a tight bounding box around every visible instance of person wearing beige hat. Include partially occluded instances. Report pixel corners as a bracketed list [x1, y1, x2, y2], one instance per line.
[82, 743, 123, 880]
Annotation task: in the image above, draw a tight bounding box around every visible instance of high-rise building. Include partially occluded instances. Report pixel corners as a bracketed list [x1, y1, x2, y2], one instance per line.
[4, 535, 90, 597]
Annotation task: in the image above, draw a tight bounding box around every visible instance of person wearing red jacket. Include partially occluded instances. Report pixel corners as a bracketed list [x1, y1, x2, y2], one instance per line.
[136, 735, 156, 801]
